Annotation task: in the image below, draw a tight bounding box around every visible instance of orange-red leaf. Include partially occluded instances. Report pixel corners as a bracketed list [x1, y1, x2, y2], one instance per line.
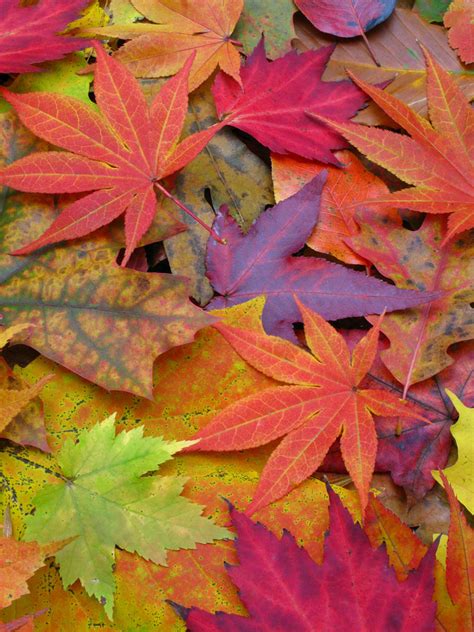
[186, 300, 424, 513]
[0, 537, 44, 609]
[271, 150, 399, 265]
[0, 46, 221, 265]
[318, 48, 474, 241]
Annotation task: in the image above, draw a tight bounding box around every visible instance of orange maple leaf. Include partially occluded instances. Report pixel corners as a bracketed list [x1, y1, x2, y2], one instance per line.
[88, 0, 243, 91]
[444, 0, 474, 64]
[315, 48, 474, 242]
[0, 45, 222, 265]
[185, 299, 424, 514]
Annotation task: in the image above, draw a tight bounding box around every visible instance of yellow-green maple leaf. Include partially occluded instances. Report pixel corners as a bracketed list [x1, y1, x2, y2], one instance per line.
[23, 415, 231, 619]
[433, 391, 474, 514]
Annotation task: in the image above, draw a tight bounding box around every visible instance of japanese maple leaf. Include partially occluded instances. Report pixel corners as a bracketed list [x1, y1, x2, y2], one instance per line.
[317, 48, 474, 241]
[24, 415, 230, 618]
[211, 39, 367, 163]
[90, 0, 243, 91]
[0, 44, 222, 265]
[173, 489, 437, 631]
[323, 336, 474, 501]
[206, 174, 441, 342]
[185, 299, 424, 513]
[0, 0, 91, 74]
[444, 0, 474, 64]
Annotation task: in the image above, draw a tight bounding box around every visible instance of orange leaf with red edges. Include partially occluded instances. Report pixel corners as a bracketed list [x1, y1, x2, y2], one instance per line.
[271, 150, 400, 266]
[0, 45, 222, 265]
[317, 48, 474, 242]
[0, 537, 44, 609]
[185, 299, 424, 514]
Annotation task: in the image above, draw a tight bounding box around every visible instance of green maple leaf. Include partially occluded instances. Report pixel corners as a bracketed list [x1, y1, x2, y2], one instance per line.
[23, 415, 231, 618]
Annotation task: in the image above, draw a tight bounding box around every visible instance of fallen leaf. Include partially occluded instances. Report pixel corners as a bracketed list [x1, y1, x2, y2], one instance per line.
[152, 78, 273, 304]
[212, 39, 367, 162]
[349, 213, 474, 392]
[433, 392, 474, 515]
[435, 472, 474, 631]
[23, 415, 230, 618]
[295, 8, 474, 125]
[0, 46, 221, 264]
[295, 0, 396, 38]
[320, 49, 474, 241]
[414, 0, 451, 21]
[232, 0, 297, 58]
[186, 299, 423, 513]
[206, 175, 441, 341]
[444, 0, 474, 63]
[0, 0, 90, 74]
[91, 0, 243, 91]
[323, 336, 474, 501]
[0, 537, 44, 609]
[271, 149, 396, 266]
[175, 488, 437, 631]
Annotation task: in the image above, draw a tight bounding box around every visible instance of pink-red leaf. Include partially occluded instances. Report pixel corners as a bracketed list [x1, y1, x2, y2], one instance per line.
[0, 0, 90, 74]
[176, 489, 437, 631]
[212, 40, 367, 163]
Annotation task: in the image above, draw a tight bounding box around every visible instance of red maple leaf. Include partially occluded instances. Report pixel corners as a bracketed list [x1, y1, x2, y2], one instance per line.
[212, 39, 367, 163]
[0, 45, 222, 265]
[0, 0, 91, 74]
[172, 488, 437, 631]
[186, 299, 425, 513]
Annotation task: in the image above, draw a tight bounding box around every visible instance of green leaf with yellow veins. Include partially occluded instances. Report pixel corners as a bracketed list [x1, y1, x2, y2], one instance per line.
[23, 415, 230, 619]
[433, 391, 474, 515]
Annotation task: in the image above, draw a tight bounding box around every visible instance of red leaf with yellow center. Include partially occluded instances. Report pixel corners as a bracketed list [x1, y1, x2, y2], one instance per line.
[185, 299, 424, 513]
[317, 48, 474, 241]
[0, 45, 222, 265]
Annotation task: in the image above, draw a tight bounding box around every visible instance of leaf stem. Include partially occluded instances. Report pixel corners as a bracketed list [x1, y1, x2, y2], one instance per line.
[153, 181, 226, 245]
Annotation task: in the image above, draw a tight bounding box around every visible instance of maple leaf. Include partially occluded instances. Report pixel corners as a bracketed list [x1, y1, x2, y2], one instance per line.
[433, 391, 474, 515]
[232, 0, 297, 59]
[349, 212, 474, 394]
[212, 39, 367, 163]
[185, 298, 424, 513]
[173, 488, 437, 631]
[297, 9, 474, 126]
[0, 537, 44, 609]
[0, 0, 91, 75]
[317, 48, 474, 241]
[89, 0, 243, 92]
[0, 44, 222, 265]
[23, 415, 230, 618]
[271, 149, 396, 266]
[0, 325, 51, 438]
[323, 336, 474, 501]
[435, 472, 474, 631]
[444, 0, 474, 64]
[206, 175, 441, 342]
